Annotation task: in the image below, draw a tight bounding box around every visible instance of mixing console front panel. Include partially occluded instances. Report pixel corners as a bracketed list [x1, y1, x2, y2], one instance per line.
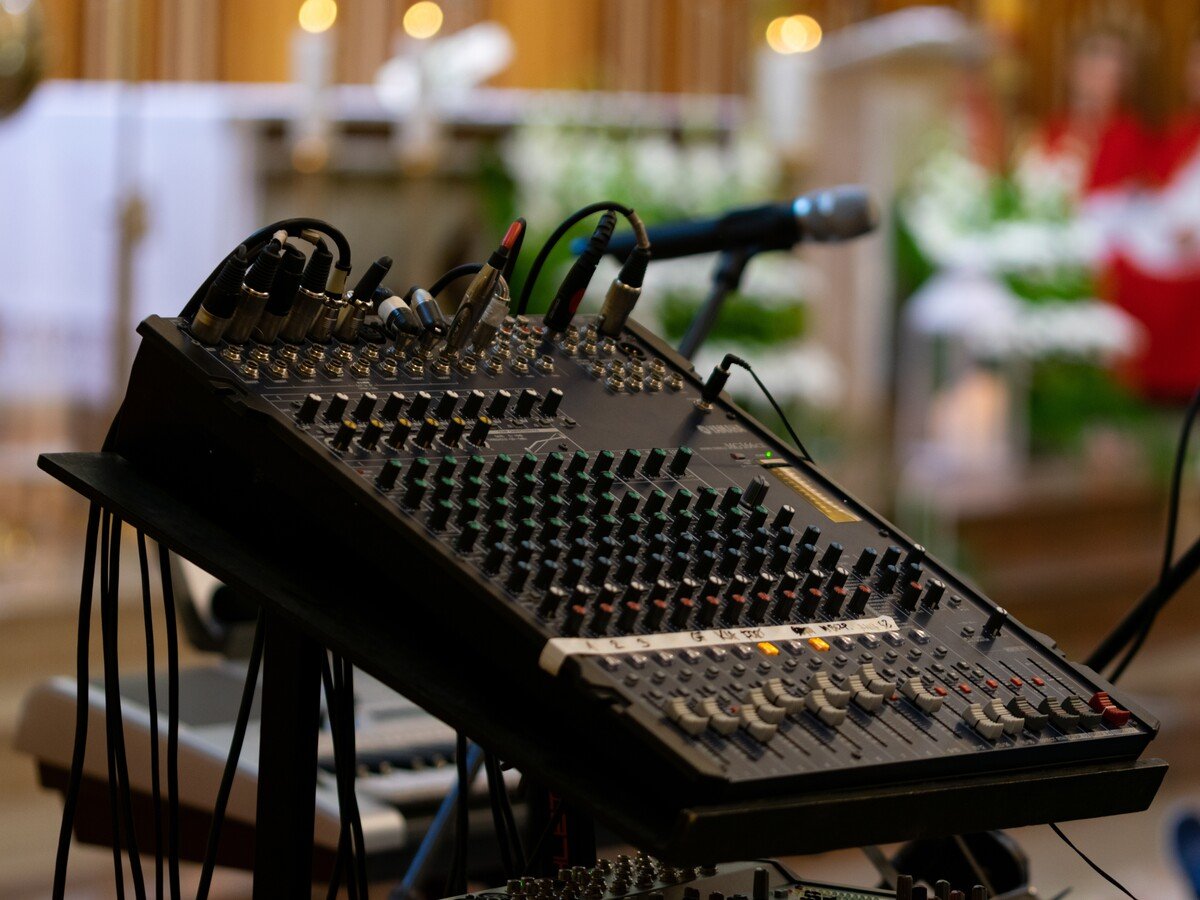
[93, 291, 1164, 861]
[113, 311, 1155, 798]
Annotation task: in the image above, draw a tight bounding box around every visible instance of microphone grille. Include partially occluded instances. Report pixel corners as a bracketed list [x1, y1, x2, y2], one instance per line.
[794, 185, 878, 242]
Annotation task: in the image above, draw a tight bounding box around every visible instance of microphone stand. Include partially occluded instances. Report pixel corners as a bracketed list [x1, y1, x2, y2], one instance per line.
[678, 245, 759, 359]
[1086, 528, 1200, 673]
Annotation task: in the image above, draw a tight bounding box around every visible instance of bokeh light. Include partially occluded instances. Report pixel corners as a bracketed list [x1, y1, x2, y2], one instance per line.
[403, 1, 444, 40]
[765, 17, 790, 54]
[766, 14, 822, 54]
[298, 0, 338, 34]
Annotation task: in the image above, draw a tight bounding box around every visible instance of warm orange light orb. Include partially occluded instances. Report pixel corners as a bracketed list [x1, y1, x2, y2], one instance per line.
[765, 17, 790, 54]
[298, 0, 338, 34]
[781, 14, 821, 53]
[767, 14, 822, 55]
[403, 1, 444, 40]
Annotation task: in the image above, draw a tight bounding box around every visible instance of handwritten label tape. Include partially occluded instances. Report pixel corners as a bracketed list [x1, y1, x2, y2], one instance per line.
[539, 616, 897, 675]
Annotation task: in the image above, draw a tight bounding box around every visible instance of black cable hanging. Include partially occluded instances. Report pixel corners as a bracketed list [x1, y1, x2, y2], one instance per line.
[195, 609, 266, 900]
[320, 656, 346, 900]
[136, 533, 164, 900]
[326, 842, 347, 900]
[1049, 823, 1139, 898]
[51, 503, 101, 900]
[705, 353, 813, 462]
[98, 514, 125, 899]
[321, 654, 359, 900]
[101, 514, 149, 900]
[157, 544, 182, 900]
[484, 751, 515, 878]
[1105, 386, 1200, 682]
[430, 263, 484, 299]
[496, 761, 523, 874]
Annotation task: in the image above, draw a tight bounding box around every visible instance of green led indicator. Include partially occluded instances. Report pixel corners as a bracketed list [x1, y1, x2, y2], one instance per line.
[764, 451, 774, 458]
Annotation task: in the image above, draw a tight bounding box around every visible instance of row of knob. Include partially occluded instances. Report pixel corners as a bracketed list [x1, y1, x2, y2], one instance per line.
[297, 385, 565, 431]
[896, 874, 987, 900]
[370, 444, 696, 503]
[331, 413, 492, 454]
[491, 854, 723, 900]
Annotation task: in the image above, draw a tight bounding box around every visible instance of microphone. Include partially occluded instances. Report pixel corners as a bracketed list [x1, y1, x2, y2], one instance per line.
[594, 185, 877, 260]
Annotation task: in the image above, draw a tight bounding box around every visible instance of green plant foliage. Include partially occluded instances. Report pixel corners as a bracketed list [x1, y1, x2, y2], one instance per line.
[657, 292, 807, 345]
[1026, 359, 1150, 454]
[1002, 267, 1095, 304]
[892, 209, 938, 303]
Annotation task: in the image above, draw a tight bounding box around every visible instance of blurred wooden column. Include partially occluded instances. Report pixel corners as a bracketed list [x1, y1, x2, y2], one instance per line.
[218, 1, 294, 82]
[334, 0, 390, 85]
[672, 0, 749, 95]
[488, 0, 602, 90]
[161, 0, 219, 80]
[798, 13, 979, 500]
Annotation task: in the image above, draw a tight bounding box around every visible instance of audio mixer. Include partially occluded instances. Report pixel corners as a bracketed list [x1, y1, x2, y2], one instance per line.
[62, 212, 1164, 864]
[444, 856, 985, 900]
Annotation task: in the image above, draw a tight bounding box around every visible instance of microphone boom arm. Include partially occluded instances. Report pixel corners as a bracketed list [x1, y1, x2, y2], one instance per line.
[677, 246, 758, 360]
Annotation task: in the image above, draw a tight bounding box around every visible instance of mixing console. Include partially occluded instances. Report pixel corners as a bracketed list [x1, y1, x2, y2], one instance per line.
[92, 216, 1163, 860]
[444, 856, 981, 900]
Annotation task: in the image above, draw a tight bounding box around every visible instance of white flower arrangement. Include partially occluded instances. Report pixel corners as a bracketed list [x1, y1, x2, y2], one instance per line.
[901, 146, 1138, 362]
[906, 266, 1141, 363]
[901, 148, 1104, 276]
[503, 119, 785, 228]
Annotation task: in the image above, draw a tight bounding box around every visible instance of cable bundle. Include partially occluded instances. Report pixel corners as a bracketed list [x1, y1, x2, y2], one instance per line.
[321, 653, 369, 900]
[52, 512, 183, 900]
[51, 505, 265, 900]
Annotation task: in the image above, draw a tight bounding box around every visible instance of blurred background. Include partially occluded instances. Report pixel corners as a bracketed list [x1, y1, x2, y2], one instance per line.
[5, 0, 1200, 896]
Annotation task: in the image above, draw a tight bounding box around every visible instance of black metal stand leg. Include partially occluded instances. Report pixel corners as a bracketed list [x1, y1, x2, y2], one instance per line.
[252, 612, 324, 898]
[677, 247, 757, 360]
[526, 783, 597, 876]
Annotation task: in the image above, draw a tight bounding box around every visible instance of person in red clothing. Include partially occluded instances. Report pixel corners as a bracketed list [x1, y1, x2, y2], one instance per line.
[1108, 34, 1200, 401]
[1151, 37, 1200, 190]
[1022, 28, 1151, 203]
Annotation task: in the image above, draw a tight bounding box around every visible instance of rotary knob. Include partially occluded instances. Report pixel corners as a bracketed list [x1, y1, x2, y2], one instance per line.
[296, 393, 322, 424]
[515, 388, 539, 418]
[332, 418, 357, 451]
[435, 390, 459, 420]
[461, 389, 486, 419]
[387, 417, 412, 449]
[540, 387, 563, 417]
[353, 392, 378, 421]
[408, 390, 433, 420]
[487, 389, 511, 419]
[360, 417, 385, 450]
[415, 416, 438, 449]
[380, 391, 406, 421]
